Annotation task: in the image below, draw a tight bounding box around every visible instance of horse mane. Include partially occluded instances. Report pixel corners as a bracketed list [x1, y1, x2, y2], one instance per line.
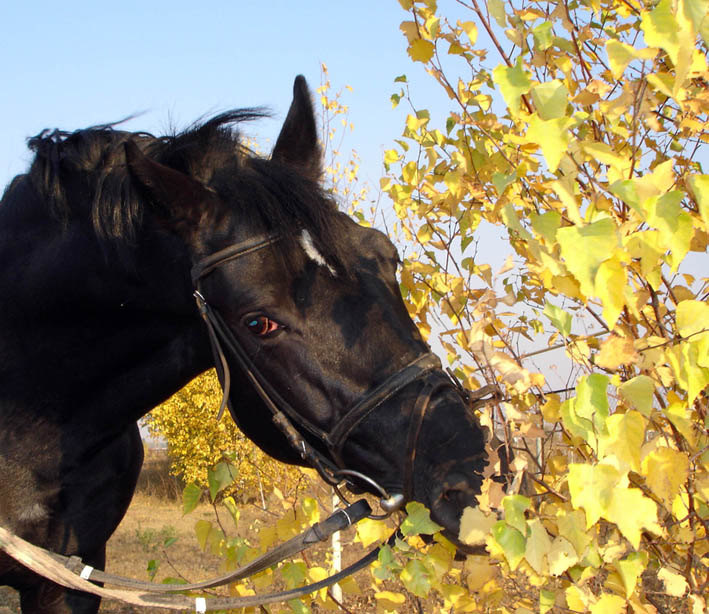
[25, 111, 347, 268]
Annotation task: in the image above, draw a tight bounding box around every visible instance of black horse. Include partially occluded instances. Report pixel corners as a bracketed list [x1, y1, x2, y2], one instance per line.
[0, 77, 487, 613]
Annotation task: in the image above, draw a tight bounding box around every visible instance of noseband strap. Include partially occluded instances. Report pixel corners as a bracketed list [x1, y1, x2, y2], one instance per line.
[191, 234, 455, 514]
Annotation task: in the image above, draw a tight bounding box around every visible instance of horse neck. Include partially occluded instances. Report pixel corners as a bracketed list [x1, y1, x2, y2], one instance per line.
[0, 182, 211, 433]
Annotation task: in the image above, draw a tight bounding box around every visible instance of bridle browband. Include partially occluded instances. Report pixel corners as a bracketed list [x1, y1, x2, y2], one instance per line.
[191, 233, 456, 517]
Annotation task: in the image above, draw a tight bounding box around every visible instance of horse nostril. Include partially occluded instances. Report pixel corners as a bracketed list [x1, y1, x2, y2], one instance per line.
[429, 472, 479, 532]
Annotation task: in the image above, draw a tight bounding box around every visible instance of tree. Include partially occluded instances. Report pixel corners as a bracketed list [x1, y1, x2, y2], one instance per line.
[143, 370, 301, 503]
[380, 0, 708, 611]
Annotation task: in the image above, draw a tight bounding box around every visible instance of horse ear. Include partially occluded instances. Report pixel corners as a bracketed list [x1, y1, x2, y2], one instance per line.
[271, 75, 322, 180]
[124, 140, 214, 238]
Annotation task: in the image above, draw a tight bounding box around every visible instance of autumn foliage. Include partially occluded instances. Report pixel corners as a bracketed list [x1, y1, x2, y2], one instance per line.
[380, 0, 708, 611]
[145, 1, 708, 611]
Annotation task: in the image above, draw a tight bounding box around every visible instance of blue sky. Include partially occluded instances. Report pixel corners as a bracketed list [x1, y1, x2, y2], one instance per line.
[0, 1, 450, 192]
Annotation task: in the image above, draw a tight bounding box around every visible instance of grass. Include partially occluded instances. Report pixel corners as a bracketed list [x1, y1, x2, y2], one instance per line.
[0, 455, 383, 613]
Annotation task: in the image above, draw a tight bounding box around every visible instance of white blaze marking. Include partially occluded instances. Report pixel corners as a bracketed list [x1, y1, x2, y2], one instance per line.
[299, 229, 336, 275]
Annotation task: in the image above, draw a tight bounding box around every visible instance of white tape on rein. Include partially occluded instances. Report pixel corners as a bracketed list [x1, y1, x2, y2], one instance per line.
[79, 565, 94, 580]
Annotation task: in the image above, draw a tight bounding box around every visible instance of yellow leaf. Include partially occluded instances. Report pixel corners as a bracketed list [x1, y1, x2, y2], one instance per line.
[460, 20, 478, 44]
[605, 40, 657, 80]
[595, 256, 627, 328]
[374, 590, 406, 613]
[566, 585, 593, 611]
[557, 509, 592, 556]
[459, 506, 496, 546]
[525, 518, 552, 574]
[641, 0, 693, 92]
[618, 375, 655, 416]
[689, 595, 706, 614]
[416, 223, 433, 243]
[658, 567, 688, 597]
[616, 552, 648, 598]
[548, 536, 579, 576]
[641, 446, 689, 509]
[598, 410, 646, 473]
[590, 593, 627, 614]
[408, 39, 435, 63]
[527, 114, 574, 172]
[568, 462, 620, 527]
[688, 174, 709, 230]
[531, 80, 569, 120]
[541, 396, 561, 422]
[676, 299, 709, 340]
[338, 575, 361, 595]
[464, 555, 498, 591]
[557, 218, 620, 298]
[399, 21, 419, 44]
[607, 486, 662, 549]
[643, 191, 693, 271]
[356, 518, 392, 547]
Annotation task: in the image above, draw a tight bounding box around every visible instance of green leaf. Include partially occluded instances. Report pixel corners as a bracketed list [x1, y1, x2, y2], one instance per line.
[401, 501, 442, 537]
[287, 598, 311, 614]
[540, 589, 556, 614]
[374, 544, 402, 580]
[530, 210, 561, 243]
[281, 561, 307, 589]
[503, 495, 530, 535]
[147, 559, 159, 580]
[532, 21, 554, 51]
[618, 375, 655, 416]
[561, 374, 609, 446]
[543, 301, 572, 337]
[492, 59, 531, 116]
[492, 520, 526, 570]
[492, 171, 516, 195]
[531, 80, 569, 120]
[207, 461, 238, 502]
[400, 559, 431, 598]
[182, 482, 202, 515]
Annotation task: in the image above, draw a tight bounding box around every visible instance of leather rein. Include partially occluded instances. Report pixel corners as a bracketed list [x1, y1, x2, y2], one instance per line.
[191, 233, 452, 516]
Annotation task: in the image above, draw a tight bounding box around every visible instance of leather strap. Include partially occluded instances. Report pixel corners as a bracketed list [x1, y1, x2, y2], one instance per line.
[0, 522, 397, 610]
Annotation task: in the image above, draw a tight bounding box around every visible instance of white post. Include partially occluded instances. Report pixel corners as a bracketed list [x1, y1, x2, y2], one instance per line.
[330, 490, 342, 603]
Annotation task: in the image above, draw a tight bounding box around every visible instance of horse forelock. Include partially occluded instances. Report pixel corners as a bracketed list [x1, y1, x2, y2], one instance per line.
[22, 110, 350, 268]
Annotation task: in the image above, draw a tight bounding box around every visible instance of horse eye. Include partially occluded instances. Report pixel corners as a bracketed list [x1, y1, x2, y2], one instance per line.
[245, 315, 280, 336]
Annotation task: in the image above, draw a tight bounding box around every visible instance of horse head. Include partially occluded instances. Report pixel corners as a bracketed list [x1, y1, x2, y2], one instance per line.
[125, 77, 489, 549]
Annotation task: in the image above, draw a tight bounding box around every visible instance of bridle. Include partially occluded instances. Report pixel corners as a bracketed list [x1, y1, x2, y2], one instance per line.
[191, 233, 458, 517]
